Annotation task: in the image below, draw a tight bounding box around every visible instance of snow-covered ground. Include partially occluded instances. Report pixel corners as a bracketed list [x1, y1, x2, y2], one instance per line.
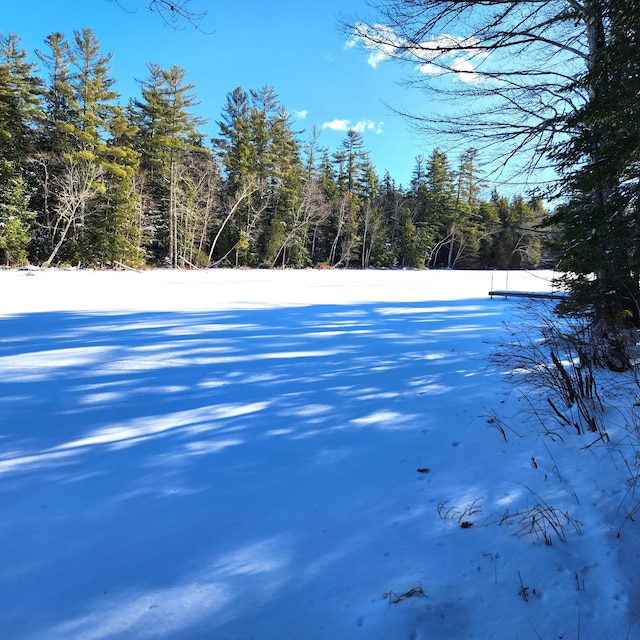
[0, 268, 638, 639]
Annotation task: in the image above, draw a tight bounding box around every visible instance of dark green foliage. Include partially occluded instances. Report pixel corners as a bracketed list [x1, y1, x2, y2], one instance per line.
[0, 33, 41, 265]
[0, 159, 32, 265]
[483, 193, 545, 270]
[132, 62, 211, 267]
[0, 25, 549, 269]
[548, 0, 640, 328]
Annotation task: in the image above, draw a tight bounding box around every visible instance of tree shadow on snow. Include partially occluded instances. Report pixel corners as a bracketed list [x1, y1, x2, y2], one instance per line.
[0, 298, 509, 639]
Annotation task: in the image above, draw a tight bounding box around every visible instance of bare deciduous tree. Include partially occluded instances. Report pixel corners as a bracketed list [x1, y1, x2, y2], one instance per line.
[268, 176, 332, 268]
[344, 1, 604, 179]
[42, 159, 103, 268]
[207, 179, 257, 267]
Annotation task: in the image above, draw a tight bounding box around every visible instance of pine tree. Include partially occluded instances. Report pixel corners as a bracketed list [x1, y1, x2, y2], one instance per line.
[32, 32, 78, 261]
[213, 86, 304, 267]
[71, 29, 141, 266]
[329, 130, 373, 266]
[35, 32, 76, 155]
[0, 33, 41, 265]
[0, 161, 32, 265]
[71, 28, 119, 153]
[378, 171, 405, 267]
[133, 63, 209, 267]
[424, 149, 455, 266]
[251, 86, 305, 267]
[33, 29, 141, 267]
[549, 0, 640, 336]
[94, 113, 143, 267]
[446, 148, 484, 268]
[0, 33, 41, 164]
[488, 192, 543, 269]
[214, 87, 253, 190]
[409, 155, 429, 224]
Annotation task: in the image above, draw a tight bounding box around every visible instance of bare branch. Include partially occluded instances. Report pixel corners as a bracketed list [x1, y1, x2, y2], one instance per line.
[343, 1, 594, 183]
[106, 0, 209, 30]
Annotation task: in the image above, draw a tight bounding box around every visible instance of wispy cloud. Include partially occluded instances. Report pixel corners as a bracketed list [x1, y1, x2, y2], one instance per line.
[347, 23, 488, 83]
[353, 119, 384, 134]
[322, 119, 384, 135]
[346, 23, 400, 68]
[293, 109, 308, 119]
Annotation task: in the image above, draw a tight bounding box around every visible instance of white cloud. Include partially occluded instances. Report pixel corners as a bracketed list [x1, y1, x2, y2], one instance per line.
[353, 120, 384, 135]
[293, 109, 308, 119]
[346, 23, 400, 69]
[322, 119, 384, 135]
[451, 58, 483, 84]
[322, 119, 351, 131]
[348, 23, 488, 82]
[419, 57, 483, 84]
[417, 62, 439, 76]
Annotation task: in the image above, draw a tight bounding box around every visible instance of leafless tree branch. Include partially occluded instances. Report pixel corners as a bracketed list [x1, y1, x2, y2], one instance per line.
[106, 0, 209, 30]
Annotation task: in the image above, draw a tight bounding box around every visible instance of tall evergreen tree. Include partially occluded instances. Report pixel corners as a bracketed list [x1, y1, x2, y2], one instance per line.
[32, 32, 77, 260]
[213, 85, 304, 267]
[35, 32, 76, 155]
[133, 62, 208, 267]
[214, 87, 253, 190]
[0, 33, 41, 265]
[71, 28, 119, 152]
[33, 29, 141, 267]
[250, 86, 305, 266]
[446, 148, 484, 268]
[71, 28, 140, 265]
[329, 130, 374, 266]
[0, 33, 41, 164]
[423, 149, 455, 266]
[549, 0, 640, 335]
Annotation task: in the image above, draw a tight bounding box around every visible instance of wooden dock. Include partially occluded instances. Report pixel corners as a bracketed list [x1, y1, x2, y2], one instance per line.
[489, 290, 566, 300]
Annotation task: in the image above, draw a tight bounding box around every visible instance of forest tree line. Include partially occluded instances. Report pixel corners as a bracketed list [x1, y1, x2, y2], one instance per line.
[0, 28, 551, 270]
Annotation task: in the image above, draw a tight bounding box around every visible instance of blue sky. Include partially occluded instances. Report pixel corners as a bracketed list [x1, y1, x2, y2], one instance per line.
[4, 0, 435, 188]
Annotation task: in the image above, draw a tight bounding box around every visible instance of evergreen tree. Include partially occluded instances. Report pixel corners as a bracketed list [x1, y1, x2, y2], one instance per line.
[32, 32, 77, 260]
[423, 149, 455, 266]
[333, 129, 371, 197]
[35, 32, 76, 155]
[0, 161, 32, 265]
[549, 0, 640, 333]
[214, 87, 253, 190]
[409, 155, 429, 223]
[377, 171, 405, 267]
[446, 148, 484, 268]
[71, 28, 140, 266]
[0, 33, 41, 165]
[213, 85, 304, 267]
[33, 29, 141, 266]
[251, 86, 305, 266]
[329, 130, 374, 266]
[93, 113, 143, 266]
[71, 28, 119, 152]
[487, 191, 543, 269]
[0, 33, 41, 265]
[398, 212, 426, 268]
[133, 62, 209, 267]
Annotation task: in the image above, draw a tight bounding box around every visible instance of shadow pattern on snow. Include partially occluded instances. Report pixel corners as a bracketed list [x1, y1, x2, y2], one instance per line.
[0, 298, 505, 639]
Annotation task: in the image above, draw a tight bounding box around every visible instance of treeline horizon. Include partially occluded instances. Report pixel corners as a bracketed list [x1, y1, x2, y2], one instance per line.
[0, 28, 553, 270]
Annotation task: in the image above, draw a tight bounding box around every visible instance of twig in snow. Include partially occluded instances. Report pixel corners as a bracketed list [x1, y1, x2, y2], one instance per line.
[383, 585, 428, 605]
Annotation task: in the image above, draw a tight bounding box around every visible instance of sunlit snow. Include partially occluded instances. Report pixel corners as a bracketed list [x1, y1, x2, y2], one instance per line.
[1, 268, 639, 639]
